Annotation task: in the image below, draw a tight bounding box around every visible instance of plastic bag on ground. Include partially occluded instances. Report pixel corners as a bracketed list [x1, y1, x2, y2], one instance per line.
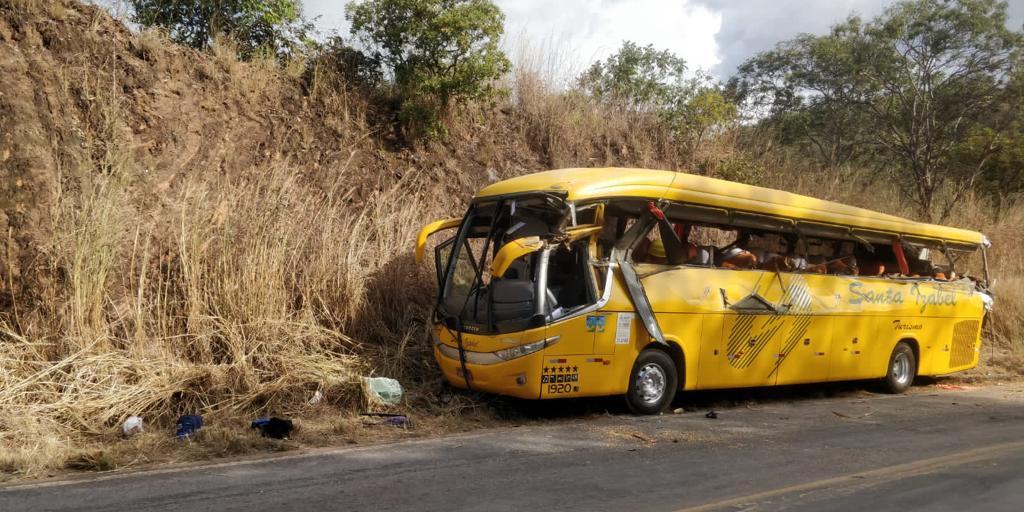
[308, 390, 324, 406]
[122, 416, 144, 437]
[362, 377, 404, 406]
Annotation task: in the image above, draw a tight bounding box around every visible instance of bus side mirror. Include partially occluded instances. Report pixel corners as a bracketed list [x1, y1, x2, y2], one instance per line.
[415, 217, 461, 263]
[491, 236, 545, 278]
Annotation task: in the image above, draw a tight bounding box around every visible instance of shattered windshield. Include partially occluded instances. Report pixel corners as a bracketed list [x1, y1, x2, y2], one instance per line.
[437, 195, 568, 331]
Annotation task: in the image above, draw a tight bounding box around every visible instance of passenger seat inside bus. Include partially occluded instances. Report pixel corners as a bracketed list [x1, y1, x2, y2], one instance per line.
[547, 245, 590, 310]
[490, 279, 558, 328]
[504, 260, 529, 280]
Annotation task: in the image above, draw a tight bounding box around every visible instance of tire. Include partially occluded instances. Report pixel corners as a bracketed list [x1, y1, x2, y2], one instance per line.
[882, 342, 917, 394]
[625, 349, 678, 414]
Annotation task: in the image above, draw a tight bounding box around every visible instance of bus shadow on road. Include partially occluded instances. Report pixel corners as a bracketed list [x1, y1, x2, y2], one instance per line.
[484, 377, 949, 421]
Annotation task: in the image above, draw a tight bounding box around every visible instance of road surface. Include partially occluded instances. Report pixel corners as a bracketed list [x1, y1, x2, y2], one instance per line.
[3, 382, 1024, 511]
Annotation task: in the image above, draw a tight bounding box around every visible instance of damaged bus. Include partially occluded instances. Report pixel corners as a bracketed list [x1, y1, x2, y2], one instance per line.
[415, 168, 993, 414]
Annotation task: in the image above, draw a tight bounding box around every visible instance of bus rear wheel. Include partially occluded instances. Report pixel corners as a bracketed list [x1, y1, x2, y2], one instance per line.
[882, 342, 916, 394]
[626, 349, 678, 414]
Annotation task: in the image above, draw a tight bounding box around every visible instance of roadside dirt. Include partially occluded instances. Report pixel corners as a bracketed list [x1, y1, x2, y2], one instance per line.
[4, 375, 1019, 485]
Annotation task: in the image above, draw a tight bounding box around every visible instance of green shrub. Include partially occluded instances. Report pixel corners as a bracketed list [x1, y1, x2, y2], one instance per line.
[346, 0, 510, 139]
[130, 0, 313, 60]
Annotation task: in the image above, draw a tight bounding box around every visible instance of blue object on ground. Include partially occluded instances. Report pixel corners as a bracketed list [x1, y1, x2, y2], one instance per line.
[383, 415, 409, 426]
[251, 418, 270, 429]
[176, 415, 204, 438]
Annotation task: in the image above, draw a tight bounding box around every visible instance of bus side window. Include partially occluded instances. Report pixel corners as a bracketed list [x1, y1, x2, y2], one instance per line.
[596, 212, 622, 259]
[547, 242, 595, 312]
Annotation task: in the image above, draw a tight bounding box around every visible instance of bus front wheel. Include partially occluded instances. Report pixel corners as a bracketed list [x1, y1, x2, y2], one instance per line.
[882, 342, 917, 394]
[626, 349, 678, 414]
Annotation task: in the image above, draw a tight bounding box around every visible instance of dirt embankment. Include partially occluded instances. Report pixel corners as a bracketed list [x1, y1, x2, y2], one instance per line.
[0, 0, 669, 477]
[0, 0, 575, 340]
[0, 0, 527, 299]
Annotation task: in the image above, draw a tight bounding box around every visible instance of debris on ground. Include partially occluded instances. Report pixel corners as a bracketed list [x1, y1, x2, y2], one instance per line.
[672, 408, 684, 414]
[936, 384, 972, 391]
[705, 411, 718, 419]
[175, 415, 203, 439]
[251, 417, 295, 439]
[360, 412, 413, 428]
[308, 390, 324, 406]
[122, 416, 143, 437]
[383, 415, 411, 427]
[362, 377, 404, 407]
[631, 432, 655, 443]
[831, 409, 876, 420]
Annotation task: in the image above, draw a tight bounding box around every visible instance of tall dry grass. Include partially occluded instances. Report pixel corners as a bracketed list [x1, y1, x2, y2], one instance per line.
[501, 35, 685, 171]
[0, 157, 453, 475]
[0, 41, 459, 476]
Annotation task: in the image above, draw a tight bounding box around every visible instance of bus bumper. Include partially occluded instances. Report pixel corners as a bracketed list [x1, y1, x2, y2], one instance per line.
[434, 345, 543, 399]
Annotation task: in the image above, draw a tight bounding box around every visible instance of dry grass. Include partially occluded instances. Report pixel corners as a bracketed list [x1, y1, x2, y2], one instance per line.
[0, 155, 455, 476]
[1, 0, 44, 15]
[131, 27, 168, 62]
[0, 41, 457, 476]
[501, 35, 684, 171]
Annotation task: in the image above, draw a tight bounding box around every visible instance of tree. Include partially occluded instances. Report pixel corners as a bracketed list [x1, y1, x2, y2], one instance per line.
[346, 0, 510, 137]
[730, 18, 876, 168]
[578, 41, 689, 112]
[951, 60, 1024, 205]
[666, 87, 737, 149]
[733, 0, 1023, 221]
[861, 0, 1022, 220]
[130, 0, 311, 59]
[580, 41, 735, 150]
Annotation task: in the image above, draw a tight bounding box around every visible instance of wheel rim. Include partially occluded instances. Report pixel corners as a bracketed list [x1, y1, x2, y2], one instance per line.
[635, 363, 667, 404]
[892, 352, 912, 385]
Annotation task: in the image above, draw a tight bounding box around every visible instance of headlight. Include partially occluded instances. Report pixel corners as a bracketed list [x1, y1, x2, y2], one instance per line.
[437, 336, 560, 364]
[495, 339, 545, 361]
[494, 336, 560, 361]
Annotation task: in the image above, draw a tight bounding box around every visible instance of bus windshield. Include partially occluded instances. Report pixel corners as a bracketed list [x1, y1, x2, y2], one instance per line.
[437, 194, 568, 333]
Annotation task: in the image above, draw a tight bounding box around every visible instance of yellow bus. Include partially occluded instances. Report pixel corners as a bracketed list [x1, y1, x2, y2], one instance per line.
[415, 168, 993, 413]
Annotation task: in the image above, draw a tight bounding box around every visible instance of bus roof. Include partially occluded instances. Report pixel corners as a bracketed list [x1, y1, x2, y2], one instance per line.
[475, 168, 987, 247]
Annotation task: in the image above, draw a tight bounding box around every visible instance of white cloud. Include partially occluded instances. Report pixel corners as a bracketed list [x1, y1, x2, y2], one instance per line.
[304, 0, 721, 82]
[692, 0, 894, 76]
[303, 0, 1024, 80]
[694, 0, 1024, 76]
[498, 0, 722, 79]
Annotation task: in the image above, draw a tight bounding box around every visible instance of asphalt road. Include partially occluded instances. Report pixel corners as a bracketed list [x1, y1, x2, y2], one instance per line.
[3, 382, 1024, 512]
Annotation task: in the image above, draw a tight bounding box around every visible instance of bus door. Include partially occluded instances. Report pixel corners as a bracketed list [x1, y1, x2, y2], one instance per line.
[540, 240, 618, 397]
[773, 273, 834, 385]
[701, 269, 788, 389]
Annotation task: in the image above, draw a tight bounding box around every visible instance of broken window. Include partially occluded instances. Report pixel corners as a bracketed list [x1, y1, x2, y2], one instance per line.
[598, 197, 981, 284]
[436, 195, 607, 333]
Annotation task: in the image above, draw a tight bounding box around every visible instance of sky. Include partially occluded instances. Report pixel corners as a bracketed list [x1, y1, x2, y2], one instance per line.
[304, 0, 1024, 80]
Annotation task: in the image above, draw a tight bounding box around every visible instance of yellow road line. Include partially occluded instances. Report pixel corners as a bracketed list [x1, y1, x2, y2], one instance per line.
[674, 440, 1024, 512]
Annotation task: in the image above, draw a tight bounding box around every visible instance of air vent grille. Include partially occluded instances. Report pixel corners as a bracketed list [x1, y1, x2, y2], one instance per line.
[949, 320, 980, 368]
